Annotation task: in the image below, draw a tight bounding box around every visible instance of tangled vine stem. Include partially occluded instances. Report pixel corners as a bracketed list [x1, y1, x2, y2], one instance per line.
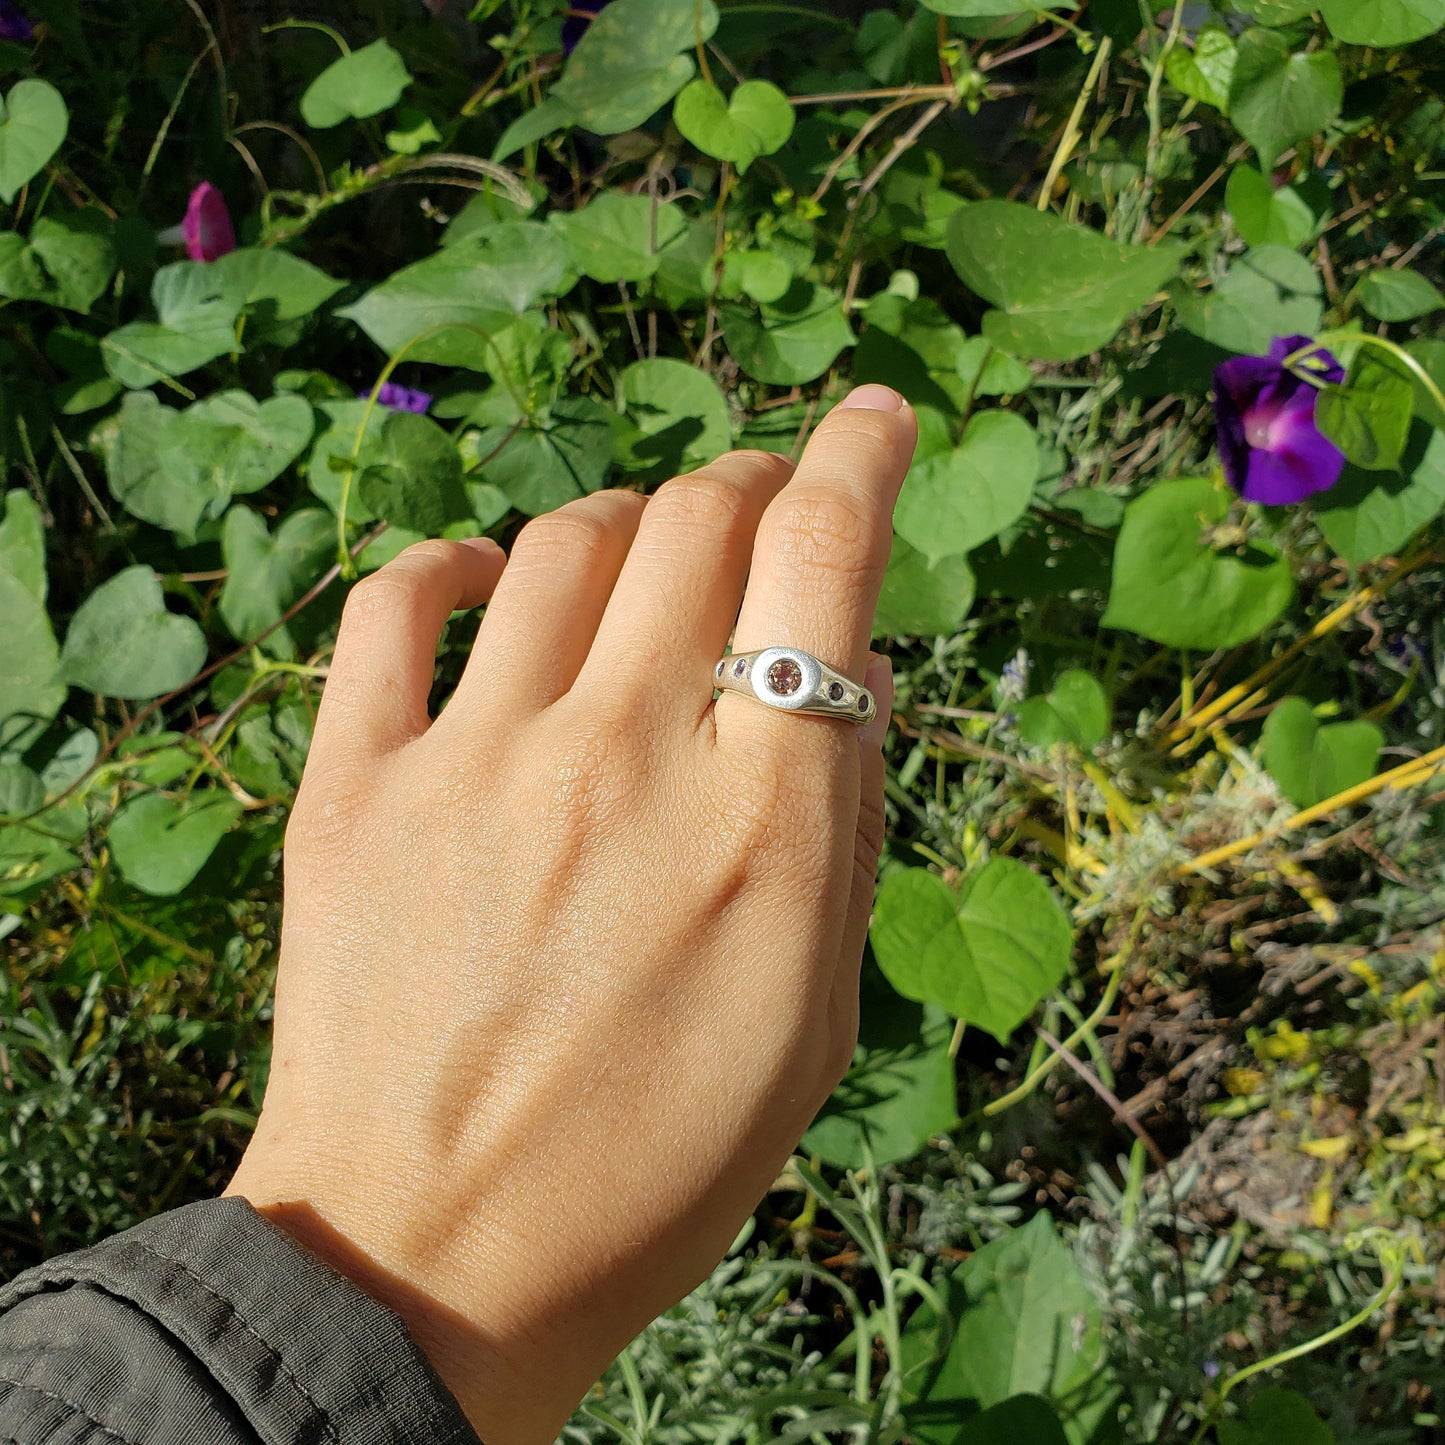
[1191, 1245, 1410, 1442]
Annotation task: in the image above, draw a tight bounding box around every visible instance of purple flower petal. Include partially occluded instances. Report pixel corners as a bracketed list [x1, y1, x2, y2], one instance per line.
[1213, 334, 1345, 506]
[183, 182, 237, 263]
[0, 0, 33, 41]
[1236, 389, 1345, 505]
[371, 382, 433, 414]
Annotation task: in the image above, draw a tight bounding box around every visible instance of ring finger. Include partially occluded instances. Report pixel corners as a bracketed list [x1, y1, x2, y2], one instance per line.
[718, 385, 916, 753]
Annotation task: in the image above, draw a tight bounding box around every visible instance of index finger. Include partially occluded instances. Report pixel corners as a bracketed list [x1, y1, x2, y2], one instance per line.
[718, 385, 916, 741]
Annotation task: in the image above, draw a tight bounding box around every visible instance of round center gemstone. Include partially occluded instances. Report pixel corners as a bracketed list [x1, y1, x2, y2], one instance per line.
[766, 658, 804, 695]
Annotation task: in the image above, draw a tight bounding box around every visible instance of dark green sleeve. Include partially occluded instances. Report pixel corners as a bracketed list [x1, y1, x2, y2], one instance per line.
[0, 1196, 483, 1445]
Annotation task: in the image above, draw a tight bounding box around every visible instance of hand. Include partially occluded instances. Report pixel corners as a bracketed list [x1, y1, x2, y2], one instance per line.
[224, 384, 918, 1445]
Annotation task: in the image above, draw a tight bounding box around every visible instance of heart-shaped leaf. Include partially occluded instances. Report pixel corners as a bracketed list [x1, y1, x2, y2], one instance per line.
[108, 791, 243, 896]
[1016, 669, 1110, 750]
[720, 280, 855, 385]
[1176, 245, 1323, 357]
[549, 192, 687, 284]
[357, 411, 469, 534]
[1102, 477, 1295, 649]
[1165, 26, 1236, 111]
[220, 505, 335, 652]
[95, 391, 198, 536]
[301, 39, 412, 129]
[894, 410, 1039, 561]
[1228, 29, 1342, 171]
[673, 78, 793, 173]
[617, 358, 731, 481]
[475, 395, 616, 516]
[946, 202, 1183, 362]
[871, 859, 1073, 1043]
[1316, 351, 1414, 473]
[0, 79, 68, 204]
[874, 535, 976, 637]
[551, 0, 717, 136]
[1262, 696, 1383, 810]
[903, 1213, 1106, 1418]
[1225, 166, 1315, 250]
[718, 248, 791, 305]
[339, 223, 571, 366]
[158, 390, 315, 500]
[61, 565, 208, 700]
[804, 979, 958, 1170]
[1356, 268, 1445, 323]
[0, 213, 115, 312]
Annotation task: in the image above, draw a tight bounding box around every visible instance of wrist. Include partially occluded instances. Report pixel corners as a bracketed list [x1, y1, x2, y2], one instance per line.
[223, 1178, 579, 1445]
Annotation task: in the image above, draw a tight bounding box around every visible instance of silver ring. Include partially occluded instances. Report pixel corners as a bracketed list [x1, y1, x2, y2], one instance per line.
[713, 647, 877, 727]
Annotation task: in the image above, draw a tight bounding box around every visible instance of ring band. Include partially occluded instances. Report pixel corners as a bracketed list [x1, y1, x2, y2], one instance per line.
[713, 647, 876, 726]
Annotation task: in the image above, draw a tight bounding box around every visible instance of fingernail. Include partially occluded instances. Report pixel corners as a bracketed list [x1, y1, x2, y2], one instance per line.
[458, 536, 502, 554]
[836, 384, 906, 414]
[859, 654, 894, 748]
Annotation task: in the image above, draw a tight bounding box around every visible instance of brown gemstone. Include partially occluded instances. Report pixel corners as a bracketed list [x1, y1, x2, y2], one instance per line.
[827, 681, 845, 702]
[858, 693, 871, 712]
[767, 658, 804, 695]
[732, 658, 748, 678]
[716, 661, 725, 678]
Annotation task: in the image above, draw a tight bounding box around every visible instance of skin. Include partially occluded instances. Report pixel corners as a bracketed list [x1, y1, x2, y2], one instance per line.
[224, 383, 918, 1445]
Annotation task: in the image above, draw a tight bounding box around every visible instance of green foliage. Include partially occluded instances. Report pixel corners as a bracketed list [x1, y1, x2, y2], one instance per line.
[871, 860, 1073, 1043]
[0, 79, 66, 203]
[5, 2, 1445, 1439]
[673, 79, 793, 174]
[1016, 669, 1109, 750]
[1317, 351, 1415, 473]
[1102, 478, 1294, 649]
[1262, 697, 1383, 809]
[944, 202, 1184, 362]
[59, 565, 207, 700]
[300, 40, 412, 129]
[903, 1213, 1111, 1435]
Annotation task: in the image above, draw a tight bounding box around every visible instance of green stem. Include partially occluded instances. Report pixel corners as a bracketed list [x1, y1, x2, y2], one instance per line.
[1190, 1256, 1405, 1443]
[261, 18, 351, 55]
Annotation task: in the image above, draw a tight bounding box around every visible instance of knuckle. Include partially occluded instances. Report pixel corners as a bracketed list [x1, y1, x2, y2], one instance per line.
[646, 474, 754, 536]
[396, 537, 464, 569]
[285, 777, 366, 861]
[696, 448, 796, 487]
[765, 489, 885, 591]
[341, 572, 418, 628]
[512, 507, 619, 568]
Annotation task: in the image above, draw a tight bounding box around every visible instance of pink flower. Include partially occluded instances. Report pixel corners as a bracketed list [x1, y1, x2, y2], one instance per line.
[182, 183, 236, 263]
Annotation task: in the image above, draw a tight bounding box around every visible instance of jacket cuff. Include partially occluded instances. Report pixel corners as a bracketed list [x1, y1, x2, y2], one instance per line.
[0, 1196, 483, 1445]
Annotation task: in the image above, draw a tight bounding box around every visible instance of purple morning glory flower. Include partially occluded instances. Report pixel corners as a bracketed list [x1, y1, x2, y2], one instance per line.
[368, 382, 433, 414]
[1214, 334, 1346, 507]
[562, 0, 610, 55]
[0, 1, 34, 41]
